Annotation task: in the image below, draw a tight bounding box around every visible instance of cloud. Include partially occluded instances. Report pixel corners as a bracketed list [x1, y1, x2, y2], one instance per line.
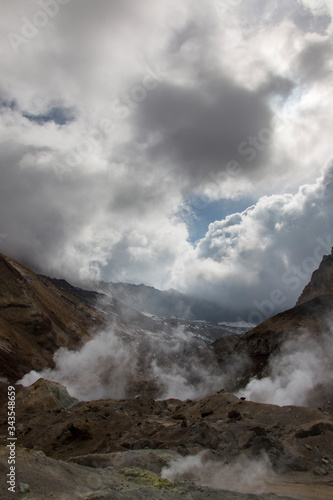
[225, 0, 331, 35]
[177, 163, 333, 320]
[0, 0, 332, 312]
[23, 106, 76, 125]
[296, 37, 333, 84]
[132, 75, 274, 189]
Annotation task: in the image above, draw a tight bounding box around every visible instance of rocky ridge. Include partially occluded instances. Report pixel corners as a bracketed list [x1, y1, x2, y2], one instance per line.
[296, 249, 333, 306]
[97, 281, 240, 324]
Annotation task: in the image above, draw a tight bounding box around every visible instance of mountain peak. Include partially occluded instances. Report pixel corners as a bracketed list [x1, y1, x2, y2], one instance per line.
[296, 248, 333, 306]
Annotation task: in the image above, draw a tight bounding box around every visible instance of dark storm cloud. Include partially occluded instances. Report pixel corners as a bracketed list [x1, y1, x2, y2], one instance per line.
[258, 75, 296, 99]
[0, 140, 116, 280]
[0, 96, 17, 111]
[0, 143, 74, 272]
[132, 75, 276, 189]
[0, 138, 184, 285]
[296, 38, 333, 84]
[291, 4, 331, 35]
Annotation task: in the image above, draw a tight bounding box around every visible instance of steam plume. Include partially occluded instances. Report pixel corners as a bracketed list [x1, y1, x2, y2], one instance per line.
[161, 451, 273, 495]
[238, 328, 333, 407]
[18, 326, 227, 401]
[19, 329, 137, 400]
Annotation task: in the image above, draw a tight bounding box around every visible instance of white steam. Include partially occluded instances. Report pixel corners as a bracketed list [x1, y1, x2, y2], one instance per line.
[238, 330, 333, 406]
[161, 451, 272, 494]
[18, 330, 137, 400]
[149, 326, 224, 400]
[18, 319, 333, 407]
[151, 358, 222, 401]
[18, 326, 228, 401]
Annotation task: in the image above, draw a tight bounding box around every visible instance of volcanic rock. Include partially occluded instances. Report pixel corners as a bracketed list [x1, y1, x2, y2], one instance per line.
[13, 378, 78, 413]
[296, 249, 333, 306]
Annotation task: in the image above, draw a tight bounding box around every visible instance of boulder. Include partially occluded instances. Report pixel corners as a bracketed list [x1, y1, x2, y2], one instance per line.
[15, 378, 78, 413]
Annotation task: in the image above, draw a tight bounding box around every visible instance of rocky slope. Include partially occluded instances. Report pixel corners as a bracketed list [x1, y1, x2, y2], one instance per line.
[0, 253, 104, 382]
[97, 281, 238, 323]
[1, 379, 333, 499]
[0, 447, 300, 500]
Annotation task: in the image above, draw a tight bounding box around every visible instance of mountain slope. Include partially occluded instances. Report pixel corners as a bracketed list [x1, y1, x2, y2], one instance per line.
[0, 253, 237, 389]
[97, 281, 238, 324]
[0, 253, 108, 381]
[0, 253, 166, 383]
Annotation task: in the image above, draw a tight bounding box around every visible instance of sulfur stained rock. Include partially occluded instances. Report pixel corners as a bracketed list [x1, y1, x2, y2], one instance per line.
[15, 378, 78, 413]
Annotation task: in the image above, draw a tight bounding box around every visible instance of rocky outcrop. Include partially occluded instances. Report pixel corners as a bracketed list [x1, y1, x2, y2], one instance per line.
[13, 378, 78, 413]
[2, 380, 332, 467]
[297, 248, 333, 306]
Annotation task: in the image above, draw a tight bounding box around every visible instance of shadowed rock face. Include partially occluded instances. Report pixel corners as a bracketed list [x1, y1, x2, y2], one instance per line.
[0, 253, 107, 382]
[296, 248, 333, 306]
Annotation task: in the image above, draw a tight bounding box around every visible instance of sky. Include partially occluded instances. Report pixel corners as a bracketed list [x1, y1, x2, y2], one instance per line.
[0, 0, 333, 322]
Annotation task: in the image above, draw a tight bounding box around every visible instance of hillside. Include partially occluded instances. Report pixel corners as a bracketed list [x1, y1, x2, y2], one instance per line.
[211, 295, 333, 388]
[96, 281, 240, 324]
[0, 253, 106, 382]
[0, 253, 163, 381]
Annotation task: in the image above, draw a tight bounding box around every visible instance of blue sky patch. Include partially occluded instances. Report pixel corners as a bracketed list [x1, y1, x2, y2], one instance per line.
[181, 196, 255, 244]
